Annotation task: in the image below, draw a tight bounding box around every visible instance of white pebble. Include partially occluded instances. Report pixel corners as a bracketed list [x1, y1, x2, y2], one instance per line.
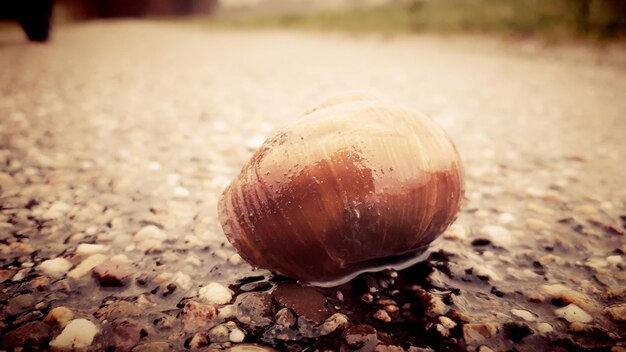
[536, 322, 554, 333]
[134, 225, 166, 242]
[511, 309, 536, 322]
[229, 254, 243, 265]
[49, 318, 99, 349]
[606, 255, 622, 265]
[199, 282, 232, 305]
[443, 224, 466, 240]
[38, 258, 73, 278]
[497, 213, 515, 224]
[173, 186, 190, 198]
[42, 201, 71, 220]
[479, 225, 514, 247]
[229, 328, 245, 343]
[172, 271, 193, 291]
[76, 243, 108, 255]
[555, 304, 593, 323]
[67, 254, 107, 279]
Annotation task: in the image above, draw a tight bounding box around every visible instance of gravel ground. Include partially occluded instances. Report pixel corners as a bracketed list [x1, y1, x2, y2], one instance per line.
[0, 21, 625, 351]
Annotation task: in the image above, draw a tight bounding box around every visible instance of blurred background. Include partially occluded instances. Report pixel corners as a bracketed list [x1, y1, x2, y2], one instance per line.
[51, 0, 626, 40]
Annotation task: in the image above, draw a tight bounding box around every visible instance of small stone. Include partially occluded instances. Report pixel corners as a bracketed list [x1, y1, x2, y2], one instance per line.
[342, 324, 378, 351]
[511, 309, 536, 322]
[2, 321, 51, 348]
[321, 313, 349, 334]
[605, 303, 626, 322]
[376, 345, 404, 352]
[7, 294, 35, 316]
[230, 344, 277, 352]
[525, 218, 549, 231]
[44, 307, 74, 328]
[462, 323, 500, 344]
[374, 309, 392, 322]
[498, 213, 515, 224]
[555, 304, 593, 323]
[604, 286, 626, 299]
[182, 301, 217, 332]
[68, 254, 107, 279]
[42, 201, 71, 220]
[435, 324, 450, 337]
[538, 284, 599, 311]
[479, 225, 513, 247]
[536, 322, 553, 333]
[134, 225, 166, 242]
[443, 224, 466, 240]
[171, 271, 192, 291]
[229, 328, 245, 343]
[94, 300, 141, 320]
[38, 258, 73, 278]
[92, 260, 133, 287]
[606, 255, 622, 265]
[189, 332, 209, 349]
[275, 308, 296, 328]
[473, 265, 502, 282]
[439, 316, 457, 329]
[49, 318, 99, 350]
[209, 324, 230, 342]
[0, 172, 16, 189]
[199, 282, 233, 305]
[112, 319, 144, 351]
[76, 243, 109, 255]
[477, 346, 495, 352]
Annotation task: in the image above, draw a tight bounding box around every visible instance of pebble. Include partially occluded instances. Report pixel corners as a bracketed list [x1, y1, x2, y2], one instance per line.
[49, 318, 99, 350]
[172, 271, 193, 291]
[525, 218, 549, 231]
[76, 243, 109, 255]
[92, 260, 133, 286]
[0, 172, 15, 189]
[479, 225, 514, 247]
[134, 225, 167, 242]
[38, 257, 73, 278]
[462, 323, 500, 344]
[536, 322, 554, 334]
[182, 301, 217, 332]
[538, 284, 599, 311]
[604, 303, 626, 322]
[189, 332, 209, 349]
[209, 324, 230, 342]
[321, 313, 349, 334]
[606, 255, 622, 265]
[497, 213, 515, 224]
[67, 253, 108, 279]
[229, 328, 246, 343]
[554, 304, 593, 323]
[439, 316, 457, 329]
[42, 201, 72, 220]
[374, 309, 392, 322]
[199, 282, 233, 305]
[443, 223, 467, 240]
[44, 306, 74, 328]
[511, 309, 536, 322]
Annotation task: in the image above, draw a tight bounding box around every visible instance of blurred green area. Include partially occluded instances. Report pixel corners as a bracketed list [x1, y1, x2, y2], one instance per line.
[202, 0, 626, 41]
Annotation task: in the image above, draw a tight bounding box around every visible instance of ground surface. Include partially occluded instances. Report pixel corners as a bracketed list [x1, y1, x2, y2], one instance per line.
[0, 21, 625, 351]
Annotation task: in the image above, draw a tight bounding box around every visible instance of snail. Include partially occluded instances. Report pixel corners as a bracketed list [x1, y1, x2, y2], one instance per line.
[218, 94, 464, 286]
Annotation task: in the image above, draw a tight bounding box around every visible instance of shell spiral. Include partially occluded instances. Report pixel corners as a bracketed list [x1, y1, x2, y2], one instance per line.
[218, 99, 464, 285]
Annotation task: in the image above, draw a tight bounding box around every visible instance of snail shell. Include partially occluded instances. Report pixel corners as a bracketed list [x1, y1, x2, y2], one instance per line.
[218, 97, 464, 285]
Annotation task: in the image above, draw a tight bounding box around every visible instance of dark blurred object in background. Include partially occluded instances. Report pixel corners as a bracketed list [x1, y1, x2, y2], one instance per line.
[0, 0, 54, 41]
[58, 0, 218, 19]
